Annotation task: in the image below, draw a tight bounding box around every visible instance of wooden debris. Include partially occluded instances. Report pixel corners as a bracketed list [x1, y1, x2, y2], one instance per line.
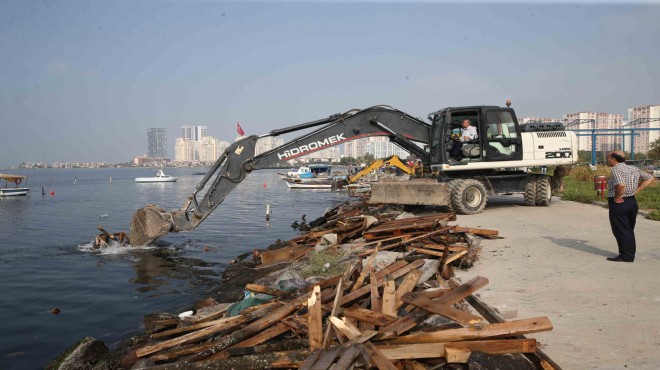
[125, 206, 559, 369]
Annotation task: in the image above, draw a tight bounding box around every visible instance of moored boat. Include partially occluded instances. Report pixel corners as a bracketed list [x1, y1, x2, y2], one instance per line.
[135, 170, 178, 183]
[0, 173, 29, 196]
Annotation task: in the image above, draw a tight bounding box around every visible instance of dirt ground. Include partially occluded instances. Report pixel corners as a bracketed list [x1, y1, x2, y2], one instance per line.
[449, 195, 659, 370]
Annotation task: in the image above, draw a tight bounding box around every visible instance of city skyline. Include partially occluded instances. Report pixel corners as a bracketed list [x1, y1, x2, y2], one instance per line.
[2, 1, 660, 168]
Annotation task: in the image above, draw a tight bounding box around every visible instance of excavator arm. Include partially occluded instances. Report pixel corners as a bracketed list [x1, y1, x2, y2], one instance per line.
[129, 106, 430, 246]
[348, 155, 415, 183]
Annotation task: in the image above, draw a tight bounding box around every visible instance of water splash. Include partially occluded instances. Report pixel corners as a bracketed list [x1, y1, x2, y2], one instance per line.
[78, 240, 155, 255]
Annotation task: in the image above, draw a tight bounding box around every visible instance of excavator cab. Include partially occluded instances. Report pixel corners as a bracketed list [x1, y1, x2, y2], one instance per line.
[429, 106, 523, 168]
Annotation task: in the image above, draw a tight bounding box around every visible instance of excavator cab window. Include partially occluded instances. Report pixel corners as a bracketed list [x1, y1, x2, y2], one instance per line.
[484, 110, 521, 161]
[446, 111, 482, 163]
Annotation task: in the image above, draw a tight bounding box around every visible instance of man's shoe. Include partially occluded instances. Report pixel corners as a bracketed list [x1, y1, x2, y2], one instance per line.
[606, 256, 634, 262]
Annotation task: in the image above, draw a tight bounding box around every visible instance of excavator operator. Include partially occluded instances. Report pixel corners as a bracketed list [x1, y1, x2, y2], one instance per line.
[449, 118, 478, 161]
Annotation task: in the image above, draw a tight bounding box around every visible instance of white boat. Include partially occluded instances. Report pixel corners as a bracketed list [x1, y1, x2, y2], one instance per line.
[135, 170, 178, 183]
[284, 177, 334, 189]
[285, 164, 332, 179]
[0, 173, 29, 196]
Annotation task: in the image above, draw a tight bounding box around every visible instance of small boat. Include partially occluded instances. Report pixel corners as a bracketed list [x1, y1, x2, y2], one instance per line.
[284, 177, 334, 189]
[135, 169, 178, 183]
[285, 164, 332, 179]
[0, 173, 29, 196]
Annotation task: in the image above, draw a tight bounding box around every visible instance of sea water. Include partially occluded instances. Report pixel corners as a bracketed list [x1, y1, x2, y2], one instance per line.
[0, 168, 347, 369]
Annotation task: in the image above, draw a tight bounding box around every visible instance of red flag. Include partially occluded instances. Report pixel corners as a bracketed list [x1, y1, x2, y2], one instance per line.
[236, 122, 245, 136]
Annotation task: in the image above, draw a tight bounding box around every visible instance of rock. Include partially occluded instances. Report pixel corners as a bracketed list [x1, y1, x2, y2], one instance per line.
[362, 215, 379, 228]
[192, 297, 218, 312]
[46, 337, 109, 370]
[143, 312, 179, 334]
[368, 251, 404, 272]
[314, 233, 338, 252]
[394, 212, 416, 220]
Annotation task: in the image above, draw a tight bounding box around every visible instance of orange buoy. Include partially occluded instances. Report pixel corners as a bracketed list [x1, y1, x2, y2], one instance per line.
[50, 191, 55, 196]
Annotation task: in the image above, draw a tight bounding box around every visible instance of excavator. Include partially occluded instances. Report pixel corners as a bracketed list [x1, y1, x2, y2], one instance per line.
[348, 155, 417, 183]
[129, 103, 578, 246]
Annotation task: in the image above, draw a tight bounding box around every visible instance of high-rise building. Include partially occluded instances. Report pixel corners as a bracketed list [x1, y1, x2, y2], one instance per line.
[369, 137, 411, 159]
[255, 137, 285, 156]
[344, 139, 369, 159]
[181, 125, 207, 142]
[627, 105, 660, 154]
[519, 117, 560, 124]
[175, 138, 195, 162]
[199, 136, 223, 162]
[147, 128, 168, 158]
[563, 112, 623, 152]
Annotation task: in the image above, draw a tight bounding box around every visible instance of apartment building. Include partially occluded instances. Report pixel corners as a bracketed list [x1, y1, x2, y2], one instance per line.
[147, 128, 168, 158]
[627, 105, 660, 154]
[174, 138, 195, 162]
[563, 112, 623, 152]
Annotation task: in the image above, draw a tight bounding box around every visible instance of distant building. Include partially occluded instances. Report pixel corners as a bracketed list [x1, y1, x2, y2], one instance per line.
[147, 128, 168, 158]
[344, 139, 369, 159]
[564, 112, 623, 152]
[175, 138, 195, 162]
[199, 136, 223, 162]
[369, 137, 411, 159]
[255, 137, 285, 156]
[627, 104, 660, 154]
[181, 125, 207, 142]
[519, 117, 560, 124]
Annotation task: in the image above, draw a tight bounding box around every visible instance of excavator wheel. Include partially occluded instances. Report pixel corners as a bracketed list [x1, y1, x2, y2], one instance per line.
[524, 175, 537, 207]
[450, 179, 488, 215]
[535, 175, 552, 206]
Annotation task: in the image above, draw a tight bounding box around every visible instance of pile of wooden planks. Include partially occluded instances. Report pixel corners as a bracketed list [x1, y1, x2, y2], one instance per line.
[121, 201, 560, 369]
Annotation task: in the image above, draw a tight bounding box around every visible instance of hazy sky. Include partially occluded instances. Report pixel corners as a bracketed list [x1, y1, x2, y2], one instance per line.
[1, 0, 659, 168]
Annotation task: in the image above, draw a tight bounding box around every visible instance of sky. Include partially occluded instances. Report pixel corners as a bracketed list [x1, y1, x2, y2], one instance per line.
[1, 0, 659, 168]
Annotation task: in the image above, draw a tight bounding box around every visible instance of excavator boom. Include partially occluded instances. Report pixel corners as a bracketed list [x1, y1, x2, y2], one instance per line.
[129, 106, 430, 246]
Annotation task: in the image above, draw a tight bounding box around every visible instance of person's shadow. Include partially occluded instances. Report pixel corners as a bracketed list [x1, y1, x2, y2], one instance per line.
[543, 236, 613, 257]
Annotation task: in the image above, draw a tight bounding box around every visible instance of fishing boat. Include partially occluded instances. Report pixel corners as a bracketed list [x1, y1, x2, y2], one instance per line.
[135, 169, 178, 183]
[284, 164, 332, 179]
[0, 173, 29, 196]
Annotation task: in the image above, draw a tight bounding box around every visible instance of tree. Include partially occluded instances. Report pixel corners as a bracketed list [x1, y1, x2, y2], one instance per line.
[339, 156, 356, 165]
[363, 153, 375, 163]
[649, 138, 660, 160]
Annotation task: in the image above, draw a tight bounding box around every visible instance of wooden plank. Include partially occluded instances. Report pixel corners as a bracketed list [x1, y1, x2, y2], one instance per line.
[381, 275, 397, 316]
[385, 317, 553, 344]
[259, 245, 314, 267]
[245, 283, 286, 297]
[399, 291, 484, 326]
[360, 227, 455, 256]
[451, 226, 498, 237]
[299, 349, 323, 370]
[444, 250, 468, 264]
[342, 308, 397, 327]
[444, 347, 471, 363]
[283, 315, 309, 336]
[370, 270, 381, 313]
[346, 330, 377, 344]
[352, 247, 378, 292]
[363, 342, 399, 370]
[375, 339, 536, 360]
[450, 278, 562, 370]
[376, 276, 488, 339]
[137, 302, 283, 355]
[328, 316, 362, 340]
[185, 290, 313, 361]
[203, 322, 293, 361]
[395, 269, 422, 309]
[419, 244, 468, 252]
[339, 260, 424, 307]
[332, 344, 362, 370]
[149, 314, 248, 339]
[323, 278, 344, 349]
[308, 286, 323, 351]
[311, 346, 343, 370]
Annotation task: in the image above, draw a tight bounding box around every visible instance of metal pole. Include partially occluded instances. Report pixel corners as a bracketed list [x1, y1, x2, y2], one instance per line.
[631, 129, 635, 160]
[591, 129, 597, 165]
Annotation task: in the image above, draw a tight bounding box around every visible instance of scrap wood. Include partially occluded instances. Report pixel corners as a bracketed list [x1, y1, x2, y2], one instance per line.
[359, 226, 455, 256]
[384, 316, 553, 344]
[381, 275, 397, 316]
[449, 278, 562, 370]
[351, 246, 378, 292]
[399, 291, 484, 326]
[258, 245, 314, 268]
[451, 226, 499, 238]
[375, 339, 537, 360]
[245, 283, 286, 297]
[322, 278, 344, 349]
[394, 268, 422, 309]
[376, 276, 489, 339]
[308, 286, 323, 350]
[342, 307, 398, 327]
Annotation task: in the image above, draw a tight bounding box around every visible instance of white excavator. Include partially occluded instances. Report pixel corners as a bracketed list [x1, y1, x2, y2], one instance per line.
[129, 103, 577, 246]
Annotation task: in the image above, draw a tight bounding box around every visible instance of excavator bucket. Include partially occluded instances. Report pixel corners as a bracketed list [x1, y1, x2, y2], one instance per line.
[129, 205, 177, 246]
[369, 179, 450, 206]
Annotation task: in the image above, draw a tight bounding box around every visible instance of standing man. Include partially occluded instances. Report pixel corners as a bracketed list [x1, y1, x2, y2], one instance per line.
[605, 151, 654, 262]
[449, 119, 478, 160]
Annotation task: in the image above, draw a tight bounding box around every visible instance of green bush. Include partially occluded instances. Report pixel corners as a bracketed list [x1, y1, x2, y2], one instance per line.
[647, 210, 660, 221]
[301, 249, 346, 278]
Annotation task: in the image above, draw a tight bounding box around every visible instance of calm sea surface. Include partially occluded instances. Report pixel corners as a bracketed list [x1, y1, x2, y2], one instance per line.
[0, 168, 348, 369]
